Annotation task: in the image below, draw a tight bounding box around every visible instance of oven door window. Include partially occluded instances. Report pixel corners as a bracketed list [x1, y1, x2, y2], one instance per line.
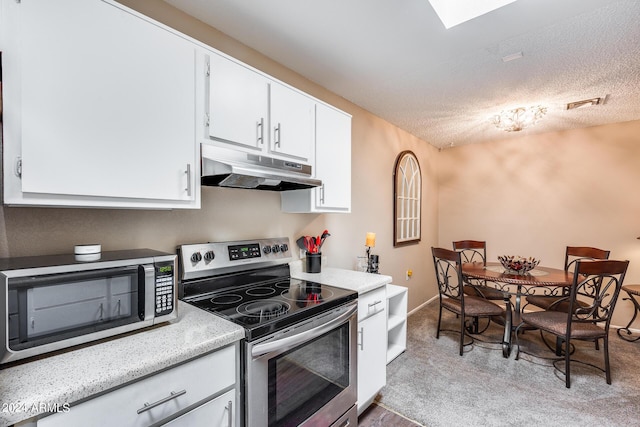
[268, 322, 350, 426]
[8, 266, 141, 351]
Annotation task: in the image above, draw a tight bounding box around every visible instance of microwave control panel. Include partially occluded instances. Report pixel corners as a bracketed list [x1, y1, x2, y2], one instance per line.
[155, 262, 175, 315]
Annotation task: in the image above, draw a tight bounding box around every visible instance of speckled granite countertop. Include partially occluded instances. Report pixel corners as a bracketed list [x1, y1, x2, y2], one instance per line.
[290, 262, 393, 294]
[0, 301, 244, 426]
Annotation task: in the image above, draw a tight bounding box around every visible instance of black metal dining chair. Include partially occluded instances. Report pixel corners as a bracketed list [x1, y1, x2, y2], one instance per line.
[452, 240, 504, 301]
[432, 247, 504, 356]
[525, 246, 610, 312]
[515, 259, 629, 388]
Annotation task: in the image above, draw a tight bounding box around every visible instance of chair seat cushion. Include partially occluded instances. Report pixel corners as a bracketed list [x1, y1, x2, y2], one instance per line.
[464, 285, 504, 300]
[622, 284, 640, 296]
[526, 295, 589, 313]
[442, 295, 504, 317]
[521, 311, 606, 339]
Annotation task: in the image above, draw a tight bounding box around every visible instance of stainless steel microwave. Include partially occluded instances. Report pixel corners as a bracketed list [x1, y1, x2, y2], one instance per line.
[0, 249, 177, 365]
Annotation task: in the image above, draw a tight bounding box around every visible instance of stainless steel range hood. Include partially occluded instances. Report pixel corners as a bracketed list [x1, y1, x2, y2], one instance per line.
[201, 144, 321, 191]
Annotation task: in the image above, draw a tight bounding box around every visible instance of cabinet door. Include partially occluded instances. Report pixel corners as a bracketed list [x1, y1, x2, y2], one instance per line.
[357, 312, 387, 414]
[315, 104, 351, 211]
[279, 104, 351, 213]
[12, 0, 197, 205]
[270, 82, 314, 162]
[163, 389, 235, 427]
[207, 53, 269, 151]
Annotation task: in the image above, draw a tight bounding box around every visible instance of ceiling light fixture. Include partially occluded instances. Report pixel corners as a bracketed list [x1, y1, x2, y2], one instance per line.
[492, 105, 547, 132]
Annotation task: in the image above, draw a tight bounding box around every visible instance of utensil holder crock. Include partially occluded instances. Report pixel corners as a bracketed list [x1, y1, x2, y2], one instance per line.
[306, 253, 322, 273]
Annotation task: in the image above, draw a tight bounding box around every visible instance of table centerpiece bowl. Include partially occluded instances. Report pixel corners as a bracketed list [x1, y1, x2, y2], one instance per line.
[497, 255, 540, 274]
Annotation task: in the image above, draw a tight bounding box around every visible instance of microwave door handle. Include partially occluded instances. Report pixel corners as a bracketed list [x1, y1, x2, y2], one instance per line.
[142, 265, 156, 321]
[251, 303, 357, 358]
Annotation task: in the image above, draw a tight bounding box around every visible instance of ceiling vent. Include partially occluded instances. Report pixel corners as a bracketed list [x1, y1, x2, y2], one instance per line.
[566, 97, 604, 110]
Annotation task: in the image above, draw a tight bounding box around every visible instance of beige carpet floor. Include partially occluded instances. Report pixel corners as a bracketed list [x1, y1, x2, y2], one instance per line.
[377, 301, 640, 427]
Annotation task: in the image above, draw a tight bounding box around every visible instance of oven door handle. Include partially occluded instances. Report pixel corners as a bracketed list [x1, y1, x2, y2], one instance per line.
[251, 303, 357, 357]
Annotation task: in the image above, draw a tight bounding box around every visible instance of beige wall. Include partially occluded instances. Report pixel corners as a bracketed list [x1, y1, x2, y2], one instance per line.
[0, 0, 439, 312]
[438, 120, 640, 326]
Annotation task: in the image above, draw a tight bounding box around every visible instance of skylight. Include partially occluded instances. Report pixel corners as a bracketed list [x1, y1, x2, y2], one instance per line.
[428, 0, 518, 29]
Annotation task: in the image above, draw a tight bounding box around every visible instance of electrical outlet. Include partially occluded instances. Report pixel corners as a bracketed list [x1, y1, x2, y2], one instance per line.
[406, 269, 413, 280]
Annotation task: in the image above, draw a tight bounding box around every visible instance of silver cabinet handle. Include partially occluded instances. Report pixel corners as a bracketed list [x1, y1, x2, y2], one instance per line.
[185, 164, 192, 197]
[367, 300, 384, 315]
[368, 300, 383, 309]
[137, 390, 186, 414]
[358, 326, 364, 351]
[226, 400, 233, 427]
[361, 299, 385, 321]
[319, 184, 325, 204]
[257, 118, 264, 145]
[274, 123, 281, 147]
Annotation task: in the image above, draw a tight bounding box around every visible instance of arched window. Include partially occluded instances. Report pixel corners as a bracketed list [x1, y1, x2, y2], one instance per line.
[394, 151, 422, 246]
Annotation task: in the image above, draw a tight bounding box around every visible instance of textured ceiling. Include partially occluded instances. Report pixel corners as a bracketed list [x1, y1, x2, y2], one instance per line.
[163, 0, 640, 149]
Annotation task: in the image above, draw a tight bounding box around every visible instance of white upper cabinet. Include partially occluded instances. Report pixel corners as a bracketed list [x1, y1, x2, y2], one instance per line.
[205, 53, 314, 164]
[269, 81, 314, 161]
[207, 53, 269, 151]
[1, 0, 199, 208]
[281, 103, 352, 213]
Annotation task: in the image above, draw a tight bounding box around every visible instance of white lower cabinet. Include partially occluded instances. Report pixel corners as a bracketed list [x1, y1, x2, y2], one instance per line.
[357, 286, 387, 415]
[38, 344, 237, 427]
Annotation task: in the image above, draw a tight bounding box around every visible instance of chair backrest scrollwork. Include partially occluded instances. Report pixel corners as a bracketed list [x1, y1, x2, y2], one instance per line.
[432, 247, 464, 300]
[568, 260, 629, 328]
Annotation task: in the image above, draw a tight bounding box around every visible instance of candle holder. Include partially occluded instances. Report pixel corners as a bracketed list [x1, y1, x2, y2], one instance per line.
[366, 247, 379, 274]
[364, 232, 378, 273]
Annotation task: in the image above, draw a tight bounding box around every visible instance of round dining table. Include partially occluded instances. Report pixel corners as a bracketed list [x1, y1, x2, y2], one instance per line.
[462, 261, 574, 357]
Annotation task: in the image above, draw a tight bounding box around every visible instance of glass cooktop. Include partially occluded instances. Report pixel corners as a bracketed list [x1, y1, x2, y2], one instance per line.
[182, 277, 357, 341]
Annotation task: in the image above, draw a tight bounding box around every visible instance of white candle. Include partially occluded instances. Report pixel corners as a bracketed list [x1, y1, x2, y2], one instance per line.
[365, 232, 376, 247]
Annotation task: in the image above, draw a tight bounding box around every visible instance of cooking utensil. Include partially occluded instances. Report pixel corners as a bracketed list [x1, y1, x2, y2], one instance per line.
[304, 236, 314, 253]
[296, 236, 307, 251]
[319, 230, 330, 249]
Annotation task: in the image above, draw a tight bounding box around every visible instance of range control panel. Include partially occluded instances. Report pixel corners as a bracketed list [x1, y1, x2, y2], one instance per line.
[178, 238, 291, 281]
[228, 242, 262, 260]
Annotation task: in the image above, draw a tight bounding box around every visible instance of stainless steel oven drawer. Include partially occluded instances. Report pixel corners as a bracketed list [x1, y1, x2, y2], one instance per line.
[331, 405, 358, 427]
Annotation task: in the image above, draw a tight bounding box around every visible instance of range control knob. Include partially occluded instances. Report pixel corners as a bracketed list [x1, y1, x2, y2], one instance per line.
[204, 250, 215, 262]
[263, 245, 272, 254]
[272, 245, 280, 253]
[190, 252, 202, 263]
[280, 244, 289, 253]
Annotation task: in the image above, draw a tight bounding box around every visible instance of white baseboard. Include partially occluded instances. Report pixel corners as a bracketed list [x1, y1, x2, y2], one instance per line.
[408, 295, 438, 316]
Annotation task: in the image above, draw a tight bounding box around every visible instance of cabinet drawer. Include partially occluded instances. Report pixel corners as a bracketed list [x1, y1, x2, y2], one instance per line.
[358, 287, 386, 321]
[39, 345, 236, 427]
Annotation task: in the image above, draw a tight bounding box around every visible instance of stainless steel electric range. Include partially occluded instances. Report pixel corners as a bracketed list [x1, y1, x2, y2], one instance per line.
[178, 238, 358, 427]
